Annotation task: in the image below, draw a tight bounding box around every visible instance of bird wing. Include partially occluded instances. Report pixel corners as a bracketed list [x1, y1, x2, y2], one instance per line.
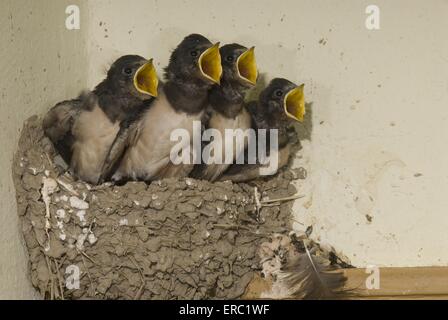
[195, 107, 252, 182]
[43, 98, 84, 163]
[219, 144, 291, 182]
[98, 116, 142, 183]
[152, 161, 195, 180]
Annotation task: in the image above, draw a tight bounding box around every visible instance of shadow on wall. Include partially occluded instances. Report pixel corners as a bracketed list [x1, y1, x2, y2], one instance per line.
[296, 102, 313, 141]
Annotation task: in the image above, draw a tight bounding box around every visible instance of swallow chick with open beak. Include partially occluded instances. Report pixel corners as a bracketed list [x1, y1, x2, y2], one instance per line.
[191, 44, 258, 182]
[43, 55, 158, 184]
[100, 34, 222, 182]
[219, 78, 305, 182]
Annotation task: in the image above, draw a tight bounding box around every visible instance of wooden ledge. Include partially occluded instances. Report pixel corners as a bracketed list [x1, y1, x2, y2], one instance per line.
[243, 267, 448, 299]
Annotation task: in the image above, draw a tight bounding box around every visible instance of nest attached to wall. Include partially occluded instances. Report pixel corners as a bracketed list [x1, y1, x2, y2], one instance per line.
[12, 115, 314, 300]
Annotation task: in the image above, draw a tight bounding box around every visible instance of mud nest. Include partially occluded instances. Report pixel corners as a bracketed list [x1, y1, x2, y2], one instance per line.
[13, 115, 309, 300]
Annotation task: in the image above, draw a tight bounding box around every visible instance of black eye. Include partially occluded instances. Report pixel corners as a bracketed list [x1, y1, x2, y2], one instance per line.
[226, 55, 234, 62]
[123, 67, 133, 75]
[190, 50, 198, 57]
[275, 89, 283, 97]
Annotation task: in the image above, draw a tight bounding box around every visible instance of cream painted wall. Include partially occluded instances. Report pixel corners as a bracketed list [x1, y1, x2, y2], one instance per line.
[84, 0, 448, 267]
[0, 0, 89, 298]
[289, 0, 448, 267]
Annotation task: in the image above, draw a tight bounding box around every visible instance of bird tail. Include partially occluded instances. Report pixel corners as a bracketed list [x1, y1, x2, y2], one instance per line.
[259, 234, 350, 299]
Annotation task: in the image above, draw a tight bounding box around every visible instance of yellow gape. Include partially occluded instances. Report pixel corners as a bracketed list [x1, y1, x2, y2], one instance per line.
[199, 43, 222, 84]
[237, 46, 258, 85]
[284, 84, 305, 122]
[134, 59, 159, 97]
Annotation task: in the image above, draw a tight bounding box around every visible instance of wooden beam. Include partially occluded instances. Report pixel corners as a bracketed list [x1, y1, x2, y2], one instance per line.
[242, 267, 448, 299]
[344, 267, 448, 298]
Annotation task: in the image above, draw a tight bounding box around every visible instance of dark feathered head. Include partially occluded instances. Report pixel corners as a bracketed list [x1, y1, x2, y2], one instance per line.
[259, 78, 305, 122]
[164, 34, 222, 86]
[219, 43, 258, 87]
[103, 55, 158, 99]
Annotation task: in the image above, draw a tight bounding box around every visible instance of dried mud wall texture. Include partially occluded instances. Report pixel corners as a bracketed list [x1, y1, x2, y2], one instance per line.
[1, 0, 88, 299]
[13, 116, 302, 299]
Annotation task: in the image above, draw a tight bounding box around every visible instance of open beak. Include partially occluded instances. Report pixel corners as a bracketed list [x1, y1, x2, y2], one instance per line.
[198, 42, 222, 84]
[237, 46, 258, 85]
[134, 59, 158, 97]
[284, 84, 305, 122]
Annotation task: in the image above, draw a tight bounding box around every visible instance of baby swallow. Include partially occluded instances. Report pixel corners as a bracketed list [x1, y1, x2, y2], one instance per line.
[100, 34, 222, 182]
[219, 78, 305, 182]
[43, 55, 158, 184]
[192, 43, 258, 182]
